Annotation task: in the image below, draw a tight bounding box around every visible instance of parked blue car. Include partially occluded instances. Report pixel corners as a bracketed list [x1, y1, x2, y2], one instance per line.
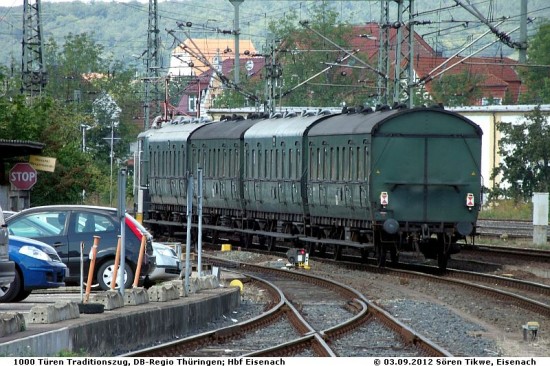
[0, 235, 67, 302]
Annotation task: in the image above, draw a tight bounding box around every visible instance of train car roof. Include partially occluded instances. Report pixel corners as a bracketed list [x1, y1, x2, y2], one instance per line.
[146, 122, 211, 142]
[244, 115, 326, 139]
[307, 109, 401, 136]
[190, 118, 261, 140]
[308, 107, 482, 136]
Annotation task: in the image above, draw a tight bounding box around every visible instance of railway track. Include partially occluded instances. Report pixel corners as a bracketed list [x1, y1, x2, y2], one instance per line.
[208, 250, 549, 355]
[477, 218, 549, 240]
[125, 258, 452, 357]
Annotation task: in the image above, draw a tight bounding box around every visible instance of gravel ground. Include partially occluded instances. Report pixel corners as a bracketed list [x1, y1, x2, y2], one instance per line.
[208, 249, 549, 357]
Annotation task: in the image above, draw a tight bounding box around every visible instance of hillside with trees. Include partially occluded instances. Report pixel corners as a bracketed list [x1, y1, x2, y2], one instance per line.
[0, 0, 548, 72]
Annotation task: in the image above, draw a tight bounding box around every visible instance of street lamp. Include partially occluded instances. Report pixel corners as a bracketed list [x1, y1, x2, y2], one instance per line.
[80, 124, 91, 153]
[103, 121, 121, 206]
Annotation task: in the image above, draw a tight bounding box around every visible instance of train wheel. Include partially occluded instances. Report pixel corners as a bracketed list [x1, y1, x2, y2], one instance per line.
[333, 245, 342, 260]
[390, 248, 399, 265]
[376, 244, 386, 267]
[360, 248, 369, 262]
[318, 244, 327, 257]
[243, 234, 252, 248]
[267, 237, 277, 252]
[437, 251, 449, 271]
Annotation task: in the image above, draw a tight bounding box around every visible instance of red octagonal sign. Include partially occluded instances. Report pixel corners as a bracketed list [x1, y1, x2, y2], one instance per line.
[9, 163, 38, 190]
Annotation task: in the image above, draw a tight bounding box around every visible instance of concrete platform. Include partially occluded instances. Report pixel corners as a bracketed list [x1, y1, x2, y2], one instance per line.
[0, 285, 240, 356]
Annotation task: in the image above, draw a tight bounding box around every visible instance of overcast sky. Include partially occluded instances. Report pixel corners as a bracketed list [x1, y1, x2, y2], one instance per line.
[0, 0, 152, 6]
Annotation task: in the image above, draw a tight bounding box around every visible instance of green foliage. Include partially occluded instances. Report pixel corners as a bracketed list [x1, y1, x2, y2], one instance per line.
[479, 199, 532, 220]
[260, 2, 374, 108]
[0, 31, 141, 206]
[519, 20, 550, 104]
[490, 106, 550, 201]
[429, 71, 485, 107]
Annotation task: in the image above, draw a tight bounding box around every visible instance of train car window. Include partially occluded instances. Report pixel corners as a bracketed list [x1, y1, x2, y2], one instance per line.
[234, 149, 239, 176]
[222, 149, 226, 177]
[319, 148, 323, 180]
[194, 148, 198, 170]
[176, 150, 180, 177]
[330, 148, 335, 180]
[170, 150, 174, 177]
[296, 148, 300, 180]
[349, 147, 357, 180]
[228, 149, 232, 177]
[245, 149, 250, 177]
[269, 150, 275, 179]
[324, 147, 329, 180]
[208, 148, 212, 176]
[161, 151, 165, 176]
[343, 147, 349, 181]
[254, 150, 258, 178]
[282, 150, 286, 179]
[289, 149, 293, 179]
[218, 148, 222, 176]
[262, 149, 269, 179]
[275, 149, 279, 179]
[309, 148, 314, 180]
[357, 147, 362, 180]
[258, 149, 263, 179]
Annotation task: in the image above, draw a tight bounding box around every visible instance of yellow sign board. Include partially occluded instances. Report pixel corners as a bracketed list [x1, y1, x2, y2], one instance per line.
[29, 155, 56, 172]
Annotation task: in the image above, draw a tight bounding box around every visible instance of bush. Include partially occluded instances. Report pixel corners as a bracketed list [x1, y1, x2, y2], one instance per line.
[480, 199, 533, 220]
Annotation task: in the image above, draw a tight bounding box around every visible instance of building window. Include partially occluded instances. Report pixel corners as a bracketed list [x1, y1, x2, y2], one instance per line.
[188, 95, 197, 112]
[481, 97, 502, 106]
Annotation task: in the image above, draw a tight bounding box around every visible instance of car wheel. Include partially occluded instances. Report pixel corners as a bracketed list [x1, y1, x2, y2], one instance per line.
[97, 261, 134, 291]
[12, 289, 32, 302]
[0, 270, 24, 303]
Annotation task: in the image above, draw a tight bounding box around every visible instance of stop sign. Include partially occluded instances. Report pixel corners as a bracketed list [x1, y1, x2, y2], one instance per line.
[9, 163, 38, 190]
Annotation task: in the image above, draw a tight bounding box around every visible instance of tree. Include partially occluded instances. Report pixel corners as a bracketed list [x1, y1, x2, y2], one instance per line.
[491, 106, 550, 201]
[0, 32, 141, 206]
[260, 1, 371, 108]
[520, 21, 550, 104]
[428, 71, 485, 107]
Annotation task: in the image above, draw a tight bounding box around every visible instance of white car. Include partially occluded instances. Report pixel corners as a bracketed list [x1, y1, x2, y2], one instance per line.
[148, 242, 181, 282]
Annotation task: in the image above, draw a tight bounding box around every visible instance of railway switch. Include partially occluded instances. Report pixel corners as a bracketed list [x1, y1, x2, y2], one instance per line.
[286, 248, 310, 269]
[522, 321, 539, 341]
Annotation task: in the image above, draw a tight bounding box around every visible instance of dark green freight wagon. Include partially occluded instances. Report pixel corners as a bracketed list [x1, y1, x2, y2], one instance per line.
[137, 106, 482, 269]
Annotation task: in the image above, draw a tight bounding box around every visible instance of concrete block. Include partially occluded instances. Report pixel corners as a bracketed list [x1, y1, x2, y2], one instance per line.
[189, 277, 200, 294]
[199, 275, 220, 289]
[124, 287, 149, 306]
[170, 278, 199, 297]
[28, 301, 80, 324]
[148, 283, 179, 302]
[90, 290, 124, 310]
[0, 312, 26, 337]
[170, 280, 185, 297]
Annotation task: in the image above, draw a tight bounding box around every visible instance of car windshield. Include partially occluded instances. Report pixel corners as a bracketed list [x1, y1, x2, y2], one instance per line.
[8, 216, 61, 238]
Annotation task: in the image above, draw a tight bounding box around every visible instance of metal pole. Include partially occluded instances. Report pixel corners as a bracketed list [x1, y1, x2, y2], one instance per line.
[110, 121, 114, 206]
[184, 173, 194, 294]
[229, 0, 244, 84]
[117, 168, 127, 296]
[197, 168, 203, 277]
[519, 0, 528, 63]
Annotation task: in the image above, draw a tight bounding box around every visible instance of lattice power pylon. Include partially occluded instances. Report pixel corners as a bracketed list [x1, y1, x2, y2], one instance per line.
[21, 0, 47, 96]
[144, 0, 162, 129]
[377, 0, 416, 107]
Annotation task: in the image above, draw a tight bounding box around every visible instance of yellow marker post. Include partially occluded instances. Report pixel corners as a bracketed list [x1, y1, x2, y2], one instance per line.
[229, 279, 244, 294]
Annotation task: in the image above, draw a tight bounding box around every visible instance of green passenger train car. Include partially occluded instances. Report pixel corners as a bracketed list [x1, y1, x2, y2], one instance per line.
[137, 106, 482, 269]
